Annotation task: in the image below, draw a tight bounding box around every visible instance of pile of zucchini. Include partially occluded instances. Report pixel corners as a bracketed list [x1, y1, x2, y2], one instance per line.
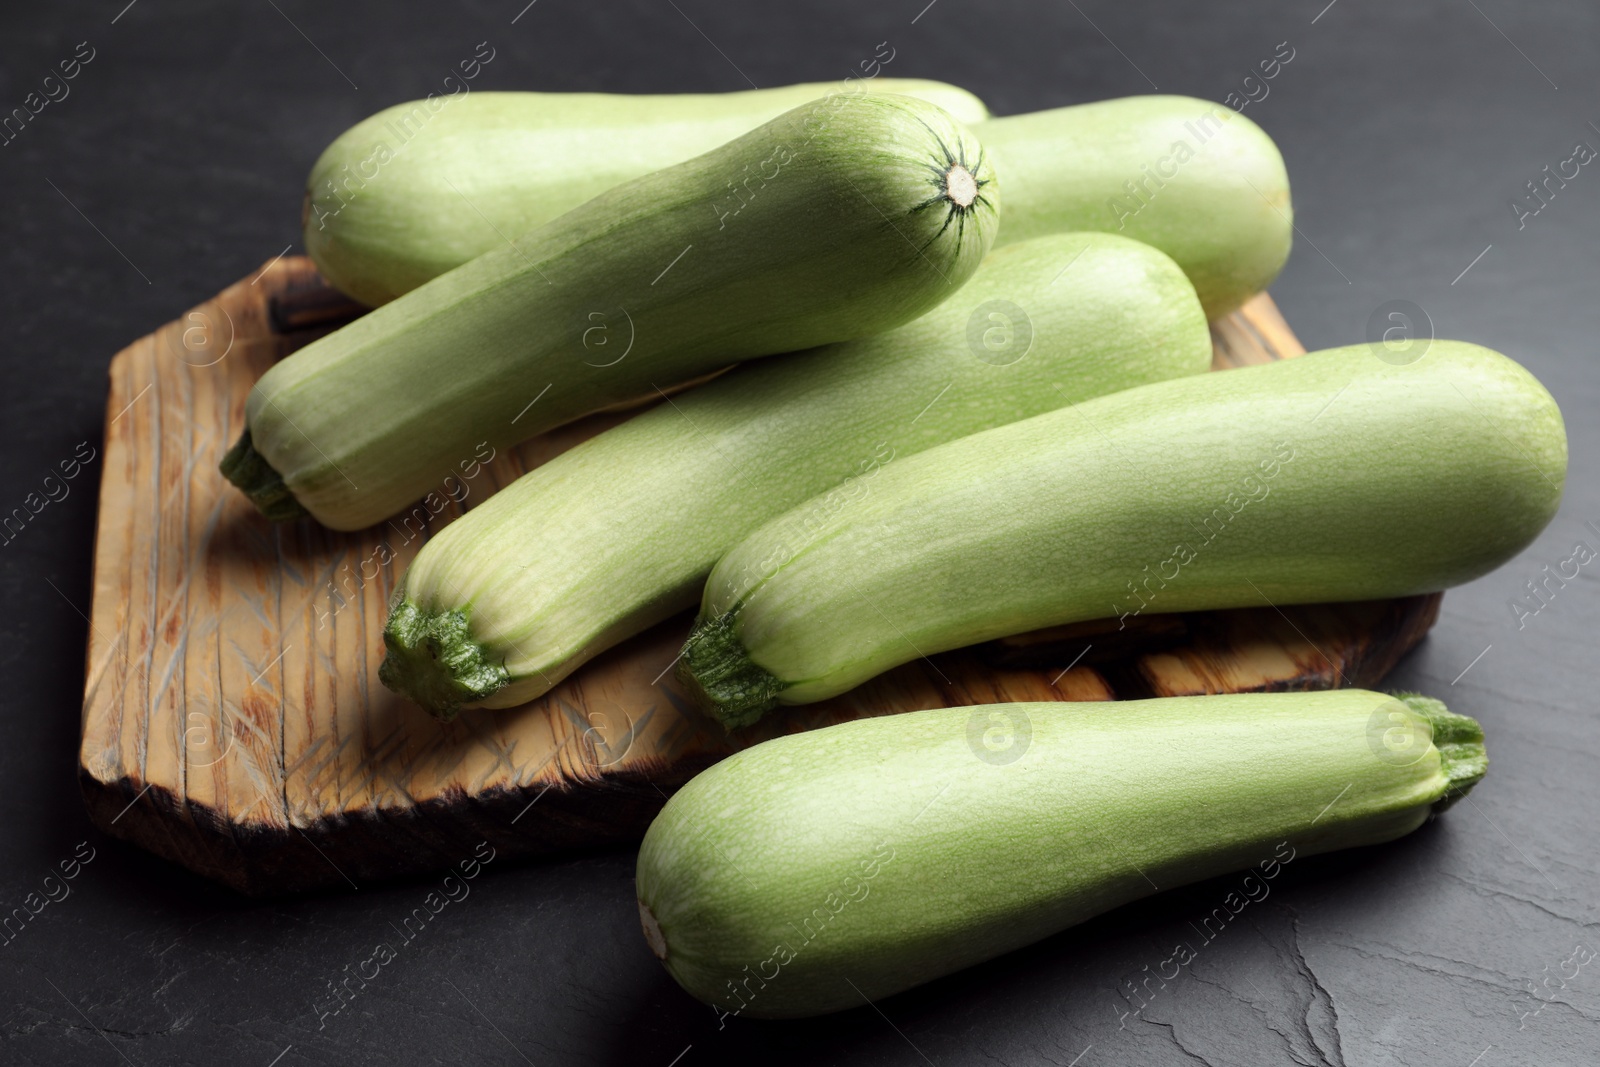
[227, 78, 1566, 1018]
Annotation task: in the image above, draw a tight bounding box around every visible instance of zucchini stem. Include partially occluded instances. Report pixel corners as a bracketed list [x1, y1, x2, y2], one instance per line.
[639, 900, 668, 961]
[676, 612, 785, 730]
[220, 429, 309, 522]
[380, 600, 510, 721]
[943, 164, 978, 208]
[1396, 692, 1488, 813]
[910, 125, 993, 256]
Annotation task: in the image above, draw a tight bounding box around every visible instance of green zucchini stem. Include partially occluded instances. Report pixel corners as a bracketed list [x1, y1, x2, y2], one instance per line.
[676, 612, 785, 730]
[1395, 691, 1488, 813]
[379, 600, 510, 722]
[220, 429, 309, 522]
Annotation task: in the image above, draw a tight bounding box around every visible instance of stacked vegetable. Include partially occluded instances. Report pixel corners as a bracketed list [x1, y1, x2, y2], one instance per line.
[226, 78, 1565, 1018]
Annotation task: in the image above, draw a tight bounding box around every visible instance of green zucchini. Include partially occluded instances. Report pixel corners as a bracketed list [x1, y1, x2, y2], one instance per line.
[682, 341, 1566, 727]
[637, 690, 1486, 1019]
[981, 95, 1292, 318]
[307, 91, 1287, 319]
[381, 232, 1211, 718]
[304, 79, 992, 307]
[224, 94, 998, 531]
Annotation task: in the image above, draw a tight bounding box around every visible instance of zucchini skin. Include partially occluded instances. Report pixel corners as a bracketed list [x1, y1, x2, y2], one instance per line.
[234, 94, 998, 531]
[304, 80, 992, 307]
[381, 233, 1211, 718]
[981, 95, 1292, 318]
[305, 91, 1285, 319]
[636, 691, 1486, 1019]
[683, 341, 1566, 726]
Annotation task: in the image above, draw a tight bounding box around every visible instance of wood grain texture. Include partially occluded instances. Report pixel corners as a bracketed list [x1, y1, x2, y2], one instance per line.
[79, 257, 1441, 895]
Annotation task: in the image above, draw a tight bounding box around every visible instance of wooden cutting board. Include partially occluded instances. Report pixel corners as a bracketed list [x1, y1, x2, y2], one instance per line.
[78, 256, 1441, 895]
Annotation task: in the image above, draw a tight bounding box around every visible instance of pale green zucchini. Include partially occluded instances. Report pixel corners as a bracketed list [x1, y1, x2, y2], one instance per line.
[307, 91, 1287, 318]
[304, 79, 992, 306]
[682, 341, 1566, 727]
[380, 233, 1211, 718]
[224, 94, 998, 530]
[981, 95, 1292, 318]
[637, 690, 1486, 1019]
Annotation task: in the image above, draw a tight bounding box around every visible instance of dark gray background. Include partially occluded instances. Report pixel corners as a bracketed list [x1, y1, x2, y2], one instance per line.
[2, 1, 1596, 1064]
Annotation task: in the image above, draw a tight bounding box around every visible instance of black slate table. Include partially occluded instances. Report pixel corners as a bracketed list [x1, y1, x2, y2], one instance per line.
[3, 1, 1597, 1064]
